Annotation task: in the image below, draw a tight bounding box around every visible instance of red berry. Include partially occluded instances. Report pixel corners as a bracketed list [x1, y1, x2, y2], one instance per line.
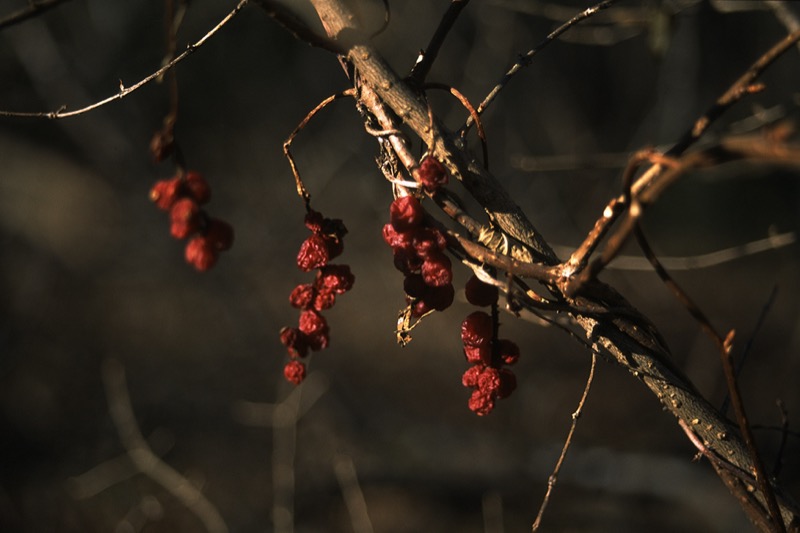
[280, 326, 309, 358]
[409, 298, 433, 318]
[306, 328, 330, 351]
[403, 274, 427, 298]
[468, 389, 495, 416]
[497, 339, 520, 365]
[421, 252, 452, 287]
[304, 210, 324, 233]
[169, 198, 201, 239]
[150, 128, 174, 163]
[422, 282, 454, 312]
[150, 177, 183, 211]
[477, 367, 502, 396]
[185, 236, 218, 271]
[316, 265, 355, 294]
[412, 227, 447, 258]
[393, 247, 423, 275]
[389, 196, 424, 232]
[205, 218, 234, 251]
[283, 360, 306, 385]
[299, 309, 327, 336]
[312, 289, 336, 311]
[297, 234, 331, 272]
[465, 274, 498, 307]
[496, 369, 517, 399]
[382, 223, 413, 250]
[463, 344, 492, 365]
[462, 365, 483, 388]
[184, 171, 211, 204]
[415, 157, 448, 192]
[461, 311, 493, 347]
[289, 284, 315, 309]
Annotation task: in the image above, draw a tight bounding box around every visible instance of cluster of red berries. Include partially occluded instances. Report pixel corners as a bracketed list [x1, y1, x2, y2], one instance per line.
[150, 171, 234, 271]
[460, 275, 519, 415]
[383, 195, 454, 316]
[280, 210, 354, 385]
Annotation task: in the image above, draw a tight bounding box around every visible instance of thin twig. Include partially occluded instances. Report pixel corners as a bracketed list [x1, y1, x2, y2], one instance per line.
[283, 89, 357, 207]
[532, 353, 597, 531]
[408, 0, 471, 84]
[719, 332, 786, 532]
[465, 0, 616, 133]
[0, 0, 249, 119]
[423, 82, 488, 168]
[0, 0, 71, 31]
[102, 358, 229, 533]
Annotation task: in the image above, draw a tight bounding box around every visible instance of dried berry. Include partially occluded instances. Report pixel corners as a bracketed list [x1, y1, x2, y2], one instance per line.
[393, 247, 424, 275]
[496, 339, 520, 366]
[403, 274, 427, 298]
[468, 389, 495, 416]
[316, 265, 355, 294]
[283, 360, 306, 385]
[422, 282, 454, 312]
[465, 274, 498, 307]
[185, 235, 218, 271]
[150, 128, 174, 163]
[463, 344, 492, 365]
[299, 309, 327, 336]
[150, 177, 183, 211]
[415, 157, 448, 192]
[389, 196, 424, 232]
[289, 284, 316, 310]
[169, 198, 201, 239]
[297, 234, 332, 272]
[312, 289, 336, 311]
[461, 311, 493, 347]
[304, 210, 325, 233]
[412, 227, 447, 258]
[305, 328, 330, 351]
[280, 326, 309, 359]
[477, 366, 502, 396]
[421, 252, 452, 287]
[382, 223, 413, 250]
[184, 170, 211, 204]
[462, 365, 483, 388]
[205, 218, 234, 251]
[496, 369, 517, 399]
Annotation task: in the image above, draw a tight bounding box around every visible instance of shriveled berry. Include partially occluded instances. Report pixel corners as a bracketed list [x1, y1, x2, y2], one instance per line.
[422, 282, 454, 311]
[280, 326, 309, 358]
[299, 309, 327, 336]
[389, 196, 424, 232]
[150, 177, 183, 211]
[284, 360, 306, 385]
[403, 274, 427, 298]
[477, 367, 502, 396]
[463, 344, 491, 365]
[421, 252, 452, 287]
[496, 339, 520, 365]
[316, 265, 354, 294]
[304, 210, 324, 233]
[393, 247, 423, 275]
[205, 218, 234, 251]
[306, 328, 330, 351]
[462, 365, 483, 388]
[468, 389, 495, 416]
[312, 289, 336, 311]
[289, 284, 315, 310]
[461, 311, 493, 347]
[382, 223, 413, 250]
[185, 236, 218, 271]
[465, 274, 498, 307]
[496, 368, 517, 399]
[169, 198, 201, 239]
[297, 234, 331, 272]
[410, 298, 433, 318]
[321, 217, 348, 241]
[150, 128, 174, 162]
[184, 171, 211, 204]
[412, 227, 447, 258]
[415, 156, 448, 192]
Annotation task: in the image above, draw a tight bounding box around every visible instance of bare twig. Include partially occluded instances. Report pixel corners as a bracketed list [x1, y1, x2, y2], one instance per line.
[465, 0, 616, 133]
[408, 0, 471, 84]
[0, 0, 71, 31]
[532, 353, 597, 531]
[102, 358, 229, 533]
[0, 0, 248, 119]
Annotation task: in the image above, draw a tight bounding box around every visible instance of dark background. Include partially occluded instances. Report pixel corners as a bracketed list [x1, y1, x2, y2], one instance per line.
[1, 0, 799, 531]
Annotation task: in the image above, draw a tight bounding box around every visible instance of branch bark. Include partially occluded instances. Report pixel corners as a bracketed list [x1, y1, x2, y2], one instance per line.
[293, 1, 800, 529]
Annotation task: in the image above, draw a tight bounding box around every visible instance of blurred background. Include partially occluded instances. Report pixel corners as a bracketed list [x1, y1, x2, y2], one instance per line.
[1, 0, 799, 531]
